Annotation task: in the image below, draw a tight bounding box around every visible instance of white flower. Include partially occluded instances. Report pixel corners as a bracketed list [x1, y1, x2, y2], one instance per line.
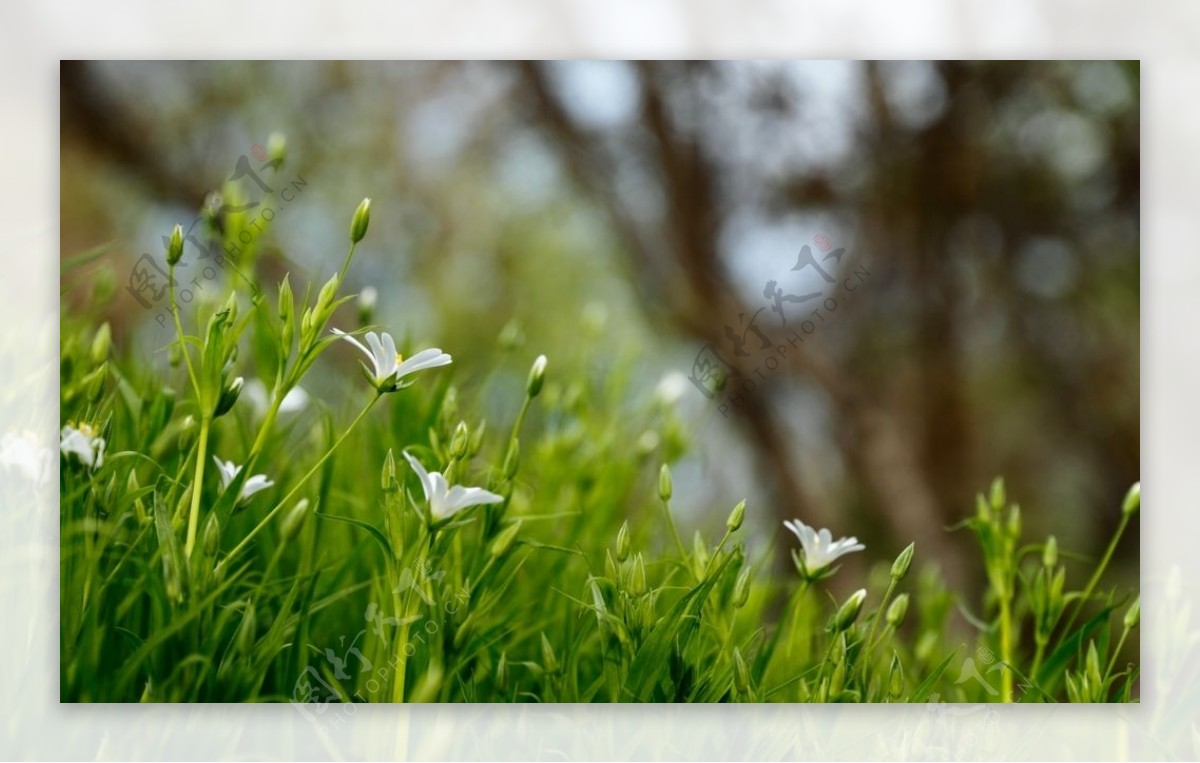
[784, 519, 864, 578]
[332, 328, 452, 392]
[242, 379, 309, 419]
[655, 371, 690, 406]
[402, 450, 503, 519]
[2, 430, 53, 485]
[60, 422, 106, 469]
[212, 456, 274, 505]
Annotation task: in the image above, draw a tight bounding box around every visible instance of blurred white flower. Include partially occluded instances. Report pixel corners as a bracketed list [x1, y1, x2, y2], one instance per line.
[2, 430, 53, 485]
[332, 328, 452, 392]
[60, 422, 105, 469]
[403, 450, 503, 519]
[242, 379, 309, 419]
[784, 519, 864, 578]
[212, 456, 274, 505]
[655, 371, 690, 406]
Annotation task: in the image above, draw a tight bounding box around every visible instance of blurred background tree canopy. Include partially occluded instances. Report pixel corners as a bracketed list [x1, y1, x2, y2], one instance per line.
[61, 60, 1139, 594]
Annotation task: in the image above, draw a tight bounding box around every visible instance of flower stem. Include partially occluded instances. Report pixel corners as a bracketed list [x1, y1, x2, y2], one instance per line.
[999, 593, 1014, 702]
[1063, 512, 1131, 636]
[216, 393, 380, 575]
[183, 416, 211, 558]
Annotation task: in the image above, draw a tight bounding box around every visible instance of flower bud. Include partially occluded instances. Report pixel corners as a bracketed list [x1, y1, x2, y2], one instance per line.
[267, 131, 287, 167]
[178, 415, 196, 450]
[281, 498, 310, 542]
[732, 566, 752, 608]
[468, 420, 486, 457]
[1124, 596, 1140, 630]
[84, 362, 108, 403]
[615, 521, 631, 563]
[834, 588, 867, 631]
[236, 600, 257, 655]
[90, 322, 112, 364]
[886, 593, 909, 627]
[489, 520, 522, 558]
[889, 654, 904, 699]
[203, 513, 220, 557]
[526, 354, 547, 399]
[278, 274, 294, 348]
[692, 530, 710, 580]
[498, 320, 523, 351]
[166, 224, 184, 266]
[1122, 482, 1140, 517]
[1043, 535, 1058, 568]
[357, 285, 378, 326]
[503, 439, 520, 480]
[1007, 505, 1022, 540]
[890, 542, 915, 581]
[726, 500, 746, 533]
[540, 632, 559, 674]
[989, 477, 1006, 512]
[214, 376, 243, 418]
[381, 449, 397, 492]
[658, 463, 673, 502]
[629, 553, 647, 596]
[350, 197, 371, 244]
[450, 421, 469, 460]
[733, 647, 750, 695]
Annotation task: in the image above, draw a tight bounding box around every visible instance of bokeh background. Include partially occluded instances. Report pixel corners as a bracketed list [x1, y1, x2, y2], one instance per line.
[60, 60, 1139, 597]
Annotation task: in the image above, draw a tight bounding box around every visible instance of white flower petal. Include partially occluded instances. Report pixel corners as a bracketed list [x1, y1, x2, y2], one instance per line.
[402, 450, 434, 502]
[396, 348, 453, 379]
[443, 485, 504, 514]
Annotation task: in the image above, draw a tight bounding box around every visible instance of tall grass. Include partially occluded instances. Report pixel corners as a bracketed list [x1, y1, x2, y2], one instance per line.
[60, 183, 1139, 704]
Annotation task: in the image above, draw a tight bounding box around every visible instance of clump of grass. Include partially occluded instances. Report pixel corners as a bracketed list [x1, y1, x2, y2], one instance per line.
[59, 180, 1139, 703]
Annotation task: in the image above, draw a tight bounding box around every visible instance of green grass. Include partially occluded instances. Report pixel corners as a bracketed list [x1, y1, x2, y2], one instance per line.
[60, 192, 1139, 704]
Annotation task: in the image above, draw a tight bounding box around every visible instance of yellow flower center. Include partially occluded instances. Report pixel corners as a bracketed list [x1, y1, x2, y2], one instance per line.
[78, 423, 96, 438]
[395, 353, 404, 366]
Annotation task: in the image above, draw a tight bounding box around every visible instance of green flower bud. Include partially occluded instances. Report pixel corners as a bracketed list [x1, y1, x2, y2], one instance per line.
[732, 566, 752, 608]
[1007, 505, 1022, 541]
[450, 421, 470, 460]
[989, 477, 1006, 512]
[526, 354, 547, 399]
[726, 500, 746, 533]
[503, 439, 520, 480]
[178, 415, 196, 451]
[489, 520, 522, 558]
[886, 593, 909, 627]
[84, 362, 108, 403]
[166, 224, 184, 266]
[350, 197, 371, 244]
[1123, 482, 1140, 516]
[1043, 535, 1058, 568]
[278, 274, 294, 349]
[236, 600, 257, 655]
[630, 553, 647, 596]
[281, 498, 310, 542]
[1124, 596, 1140, 630]
[540, 632, 559, 674]
[468, 420, 486, 457]
[90, 322, 112, 364]
[658, 463, 673, 502]
[834, 588, 867, 631]
[214, 376, 243, 418]
[615, 521, 631, 563]
[830, 631, 847, 666]
[889, 654, 904, 699]
[203, 513, 221, 557]
[890, 542, 915, 581]
[733, 647, 750, 695]
[381, 449, 397, 492]
[267, 132, 287, 167]
[692, 530, 710, 580]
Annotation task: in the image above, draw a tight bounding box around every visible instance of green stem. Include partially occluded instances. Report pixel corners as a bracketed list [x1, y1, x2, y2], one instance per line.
[861, 578, 897, 680]
[999, 593, 1014, 702]
[183, 417, 211, 558]
[216, 393, 380, 575]
[1063, 512, 1131, 636]
[660, 497, 688, 563]
[337, 242, 358, 286]
[168, 268, 202, 401]
[1105, 626, 1131, 683]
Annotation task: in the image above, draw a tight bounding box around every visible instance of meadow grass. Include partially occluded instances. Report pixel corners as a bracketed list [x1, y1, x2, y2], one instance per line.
[59, 190, 1139, 703]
